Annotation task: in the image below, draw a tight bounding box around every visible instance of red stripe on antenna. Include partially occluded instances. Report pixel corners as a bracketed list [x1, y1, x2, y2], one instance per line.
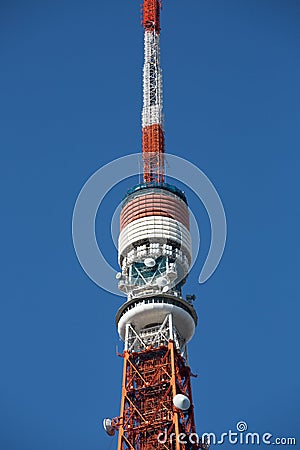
[142, 124, 165, 182]
[142, 0, 162, 33]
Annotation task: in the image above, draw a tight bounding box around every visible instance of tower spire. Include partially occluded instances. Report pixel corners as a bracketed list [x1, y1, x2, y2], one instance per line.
[142, 0, 164, 183]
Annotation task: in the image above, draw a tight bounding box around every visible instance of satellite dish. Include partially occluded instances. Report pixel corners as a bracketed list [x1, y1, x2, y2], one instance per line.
[162, 285, 169, 293]
[173, 394, 190, 411]
[103, 418, 115, 436]
[144, 257, 156, 268]
[157, 276, 168, 287]
[115, 272, 122, 280]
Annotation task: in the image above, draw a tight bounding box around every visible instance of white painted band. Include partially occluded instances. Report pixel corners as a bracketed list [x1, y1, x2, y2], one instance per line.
[118, 215, 192, 260]
[142, 30, 163, 128]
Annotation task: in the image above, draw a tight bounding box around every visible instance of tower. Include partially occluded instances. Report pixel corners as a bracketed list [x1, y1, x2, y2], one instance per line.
[103, 1, 206, 448]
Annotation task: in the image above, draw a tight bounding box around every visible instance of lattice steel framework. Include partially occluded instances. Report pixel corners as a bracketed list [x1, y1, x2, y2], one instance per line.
[112, 317, 205, 450]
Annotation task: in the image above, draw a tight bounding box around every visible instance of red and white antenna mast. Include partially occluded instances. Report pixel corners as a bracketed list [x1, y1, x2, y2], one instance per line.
[142, 0, 165, 183]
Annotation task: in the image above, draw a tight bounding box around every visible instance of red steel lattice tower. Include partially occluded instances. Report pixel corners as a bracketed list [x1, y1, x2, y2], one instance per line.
[103, 2, 208, 449]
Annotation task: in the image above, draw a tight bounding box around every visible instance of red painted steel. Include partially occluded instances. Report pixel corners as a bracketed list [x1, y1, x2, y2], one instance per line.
[113, 342, 202, 449]
[142, 124, 165, 183]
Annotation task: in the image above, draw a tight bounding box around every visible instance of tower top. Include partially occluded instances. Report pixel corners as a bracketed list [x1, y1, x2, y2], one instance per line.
[142, 0, 162, 33]
[106, 2, 202, 447]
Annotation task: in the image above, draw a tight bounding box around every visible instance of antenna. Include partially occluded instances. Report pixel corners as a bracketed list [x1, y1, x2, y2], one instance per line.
[142, 0, 165, 183]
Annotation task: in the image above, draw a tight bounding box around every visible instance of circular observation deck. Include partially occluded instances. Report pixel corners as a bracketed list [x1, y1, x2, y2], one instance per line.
[116, 294, 198, 345]
[118, 183, 193, 297]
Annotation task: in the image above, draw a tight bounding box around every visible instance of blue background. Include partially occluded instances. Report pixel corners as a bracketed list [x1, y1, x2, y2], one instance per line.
[0, 0, 299, 448]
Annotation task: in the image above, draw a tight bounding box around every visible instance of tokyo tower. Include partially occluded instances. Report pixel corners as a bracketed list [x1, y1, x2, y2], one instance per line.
[103, 1, 208, 449]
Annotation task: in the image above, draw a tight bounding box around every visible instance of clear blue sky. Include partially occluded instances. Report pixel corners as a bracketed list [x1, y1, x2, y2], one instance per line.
[0, 0, 299, 448]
